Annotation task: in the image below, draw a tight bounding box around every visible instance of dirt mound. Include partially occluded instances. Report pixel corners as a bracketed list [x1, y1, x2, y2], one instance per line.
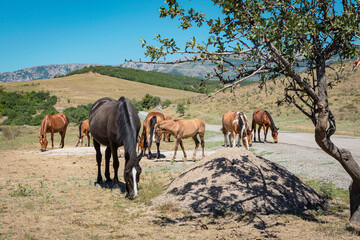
[160, 148, 326, 214]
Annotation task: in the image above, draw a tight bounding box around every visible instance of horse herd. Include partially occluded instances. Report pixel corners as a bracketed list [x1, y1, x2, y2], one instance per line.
[38, 96, 279, 199]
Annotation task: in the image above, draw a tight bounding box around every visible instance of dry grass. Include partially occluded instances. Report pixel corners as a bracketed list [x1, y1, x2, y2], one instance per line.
[0, 73, 201, 108]
[159, 61, 360, 136]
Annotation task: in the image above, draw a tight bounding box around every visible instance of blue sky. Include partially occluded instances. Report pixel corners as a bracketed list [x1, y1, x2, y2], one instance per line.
[0, 0, 221, 73]
[0, 1, 358, 73]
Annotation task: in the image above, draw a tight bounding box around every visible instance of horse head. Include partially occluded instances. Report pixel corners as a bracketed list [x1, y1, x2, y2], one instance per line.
[124, 155, 142, 200]
[272, 127, 279, 143]
[39, 135, 48, 151]
[246, 128, 253, 147]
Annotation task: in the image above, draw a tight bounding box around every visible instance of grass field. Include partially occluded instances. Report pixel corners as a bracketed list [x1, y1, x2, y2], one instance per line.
[0, 63, 360, 239]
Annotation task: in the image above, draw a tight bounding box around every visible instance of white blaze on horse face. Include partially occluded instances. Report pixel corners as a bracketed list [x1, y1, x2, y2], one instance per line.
[132, 167, 138, 196]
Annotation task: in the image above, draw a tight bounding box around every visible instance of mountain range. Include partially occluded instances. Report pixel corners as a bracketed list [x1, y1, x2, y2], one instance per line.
[0, 63, 99, 83]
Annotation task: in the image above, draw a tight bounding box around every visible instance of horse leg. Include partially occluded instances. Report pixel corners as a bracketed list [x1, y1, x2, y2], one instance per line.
[51, 131, 54, 148]
[257, 126, 261, 142]
[93, 140, 103, 184]
[232, 132, 237, 148]
[87, 132, 90, 147]
[192, 135, 199, 160]
[105, 146, 111, 182]
[223, 132, 228, 147]
[237, 131, 242, 147]
[155, 141, 161, 159]
[264, 126, 269, 142]
[111, 146, 120, 186]
[147, 134, 153, 159]
[252, 121, 256, 142]
[179, 140, 187, 160]
[228, 133, 233, 147]
[172, 139, 180, 160]
[199, 132, 205, 159]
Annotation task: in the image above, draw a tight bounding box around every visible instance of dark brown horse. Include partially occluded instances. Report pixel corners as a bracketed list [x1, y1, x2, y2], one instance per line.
[154, 118, 205, 160]
[252, 110, 279, 143]
[221, 111, 252, 150]
[89, 97, 141, 200]
[39, 113, 69, 151]
[163, 115, 173, 142]
[75, 120, 91, 147]
[139, 112, 165, 159]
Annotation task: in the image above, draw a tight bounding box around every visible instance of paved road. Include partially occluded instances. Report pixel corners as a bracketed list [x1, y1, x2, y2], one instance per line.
[206, 124, 360, 159]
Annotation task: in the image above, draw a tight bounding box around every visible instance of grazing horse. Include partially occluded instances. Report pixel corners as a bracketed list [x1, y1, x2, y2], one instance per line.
[154, 118, 205, 160]
[39, 113, 69, 151]
[221, 111, 252, 150]
[75, 120, 91, 147]
[89, 97, 141, 200]
[139, 112, 165, 159]
[252, 110, 279, 143]
[163, 115, 173, 142]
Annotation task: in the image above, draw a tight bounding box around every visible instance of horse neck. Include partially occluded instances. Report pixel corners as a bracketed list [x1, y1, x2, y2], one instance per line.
[264, 111, 277, 132]
[160, 121, 178, 136]
[41, 116, 48, 137]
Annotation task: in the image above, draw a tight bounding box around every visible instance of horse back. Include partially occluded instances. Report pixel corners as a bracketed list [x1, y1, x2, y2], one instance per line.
[179, 118, 205, 138]
[222, 111, 240, 134]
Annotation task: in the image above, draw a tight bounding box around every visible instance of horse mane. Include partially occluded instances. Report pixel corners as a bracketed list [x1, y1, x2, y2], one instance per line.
[264, 111, 277, 133]
[117, 97, 137, 164]
[40, 115, 49, 137]
[237, 113, 245, 136]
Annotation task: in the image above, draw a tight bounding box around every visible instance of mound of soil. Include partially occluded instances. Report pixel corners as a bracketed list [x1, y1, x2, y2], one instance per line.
[160, 148, 326, 214]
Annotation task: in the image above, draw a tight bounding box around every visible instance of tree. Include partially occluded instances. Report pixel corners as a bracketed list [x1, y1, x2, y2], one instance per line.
[141, 0, 360, 225]
[176, 102, 186, 116]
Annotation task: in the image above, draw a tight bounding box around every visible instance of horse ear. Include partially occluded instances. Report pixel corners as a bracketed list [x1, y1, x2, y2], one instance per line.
[38, 136, 41, 139]
[173, 119, 180, 122]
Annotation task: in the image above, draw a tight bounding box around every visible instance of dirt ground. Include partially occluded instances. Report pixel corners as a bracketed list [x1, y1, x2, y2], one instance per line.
[1, 141, 360, 240]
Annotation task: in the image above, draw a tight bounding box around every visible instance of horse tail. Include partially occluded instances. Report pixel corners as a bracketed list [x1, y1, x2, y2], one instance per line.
[264, 111, 277, 133]
[149, 116, 157, 144]
[78, 121, 83, 139]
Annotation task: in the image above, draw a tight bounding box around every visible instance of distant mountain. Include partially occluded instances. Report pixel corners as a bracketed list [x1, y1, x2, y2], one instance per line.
[0, 63, 99, 83]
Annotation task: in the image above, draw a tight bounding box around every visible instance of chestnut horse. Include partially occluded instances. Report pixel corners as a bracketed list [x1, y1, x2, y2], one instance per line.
[221, 111, 252, 150]
[89, 97, 141, 200]
[139, 112, 165, 159]
[39, 113, 69, 151]
[155, 118, 205, 160]
[75, 120, 91, 147]
[163, 115, 173, 142]
[252, 110, 279, 143]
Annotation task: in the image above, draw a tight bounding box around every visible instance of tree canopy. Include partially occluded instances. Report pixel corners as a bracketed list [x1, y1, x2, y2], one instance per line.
[141, 0, 360, 225]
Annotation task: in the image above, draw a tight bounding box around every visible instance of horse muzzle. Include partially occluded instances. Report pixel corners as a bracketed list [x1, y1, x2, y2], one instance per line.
[126, 193, 138, 200]
[40, 148, 46, 152]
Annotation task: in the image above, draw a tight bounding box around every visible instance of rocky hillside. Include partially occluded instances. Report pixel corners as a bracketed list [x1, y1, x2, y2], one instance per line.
[0, 63, 98, 83]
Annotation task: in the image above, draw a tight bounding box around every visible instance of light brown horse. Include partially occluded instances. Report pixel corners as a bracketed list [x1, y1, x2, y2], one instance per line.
[155, 118, 205, 160]
[163, 115, 173, 142]
[352, 56, 360, 71]
[39, 113, 69, 151]
[221, 111, 252, 150]
[75, 120, 91, 147]
[252, 110, 279, 143]
[139, 112, 165, 159]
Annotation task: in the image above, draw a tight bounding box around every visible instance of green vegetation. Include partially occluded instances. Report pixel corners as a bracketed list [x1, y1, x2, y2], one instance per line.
[63, 104, 92, 124]
[62, 65, 221, 93]
[176, 102, 186, 116]
[130, 94, 167, 112]
[0, 89, 58, 126]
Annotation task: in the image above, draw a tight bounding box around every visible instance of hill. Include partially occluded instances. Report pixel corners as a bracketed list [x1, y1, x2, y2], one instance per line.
[62, 65, 221, 93]
[0, 63, 99, 83]
[0, 73, 201, 108]
[157, 61, 360, 136]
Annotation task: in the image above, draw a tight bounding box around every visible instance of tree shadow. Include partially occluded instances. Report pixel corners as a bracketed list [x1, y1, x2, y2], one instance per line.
[166, 153, 327, 219]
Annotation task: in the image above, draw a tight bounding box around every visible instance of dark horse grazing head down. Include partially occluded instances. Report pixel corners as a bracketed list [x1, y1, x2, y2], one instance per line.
[89, 97, 141, 200]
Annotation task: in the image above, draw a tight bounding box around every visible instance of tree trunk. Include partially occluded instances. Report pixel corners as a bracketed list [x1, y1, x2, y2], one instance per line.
[315, 61, 360, 226]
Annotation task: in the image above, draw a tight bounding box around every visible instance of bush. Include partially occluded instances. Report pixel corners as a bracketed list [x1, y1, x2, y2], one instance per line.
[63, 104, 92, 123]
[176, 103, 186, 116]
[161, 99, 172, 108]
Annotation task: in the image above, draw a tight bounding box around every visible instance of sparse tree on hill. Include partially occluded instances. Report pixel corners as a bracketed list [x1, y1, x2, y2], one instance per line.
[141, 0, 360, 225]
